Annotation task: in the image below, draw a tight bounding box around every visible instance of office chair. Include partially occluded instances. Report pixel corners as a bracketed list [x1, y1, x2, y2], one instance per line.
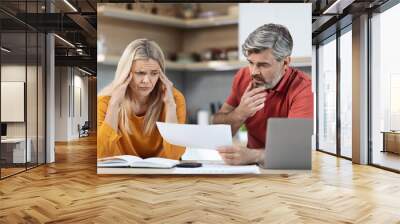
[79, 121, 90, 138]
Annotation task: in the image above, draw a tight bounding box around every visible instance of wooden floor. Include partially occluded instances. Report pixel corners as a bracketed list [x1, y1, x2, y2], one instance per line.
[373, 151, 400, 171]
[1, 167, 26, 177]
[1, 135, 400, 223]
[1, 163, 46, 178]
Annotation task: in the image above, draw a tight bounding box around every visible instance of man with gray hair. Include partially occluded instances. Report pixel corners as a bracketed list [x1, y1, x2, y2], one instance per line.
[213, 23, 313, 166]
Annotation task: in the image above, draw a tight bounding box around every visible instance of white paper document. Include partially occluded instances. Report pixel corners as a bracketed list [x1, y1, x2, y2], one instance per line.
[156, 122, 232, 149]
[173, 164, 260, 174]
[181, 148, 223, 161]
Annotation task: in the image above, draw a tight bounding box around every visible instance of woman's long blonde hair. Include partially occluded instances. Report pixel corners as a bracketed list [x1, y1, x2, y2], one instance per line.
[99, 39, 166, 135]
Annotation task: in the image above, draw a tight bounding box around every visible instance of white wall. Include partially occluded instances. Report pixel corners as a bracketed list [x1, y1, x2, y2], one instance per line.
[238, 3, 312, 60]
[55, 67, 68, 141]
[97, 64, 115, 93]
[54, 67, 89, 141]
[1, 66, 26, 126]
[1, 82, 25, 122]
[71, 73, 89, 138]
[1, 65, 32, 138]
[1, 64, 46, 164]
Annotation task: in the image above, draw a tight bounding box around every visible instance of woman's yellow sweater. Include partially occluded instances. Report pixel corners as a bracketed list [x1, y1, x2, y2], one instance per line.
[97, 88, 186, 160]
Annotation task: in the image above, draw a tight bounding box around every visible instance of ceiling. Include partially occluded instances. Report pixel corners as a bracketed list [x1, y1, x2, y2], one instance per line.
[0, 0, 394, 76]
[0, 0, 97, 75]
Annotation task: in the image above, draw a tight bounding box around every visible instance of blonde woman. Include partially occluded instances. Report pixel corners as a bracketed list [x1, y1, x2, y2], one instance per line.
[97, 39, 186, 160]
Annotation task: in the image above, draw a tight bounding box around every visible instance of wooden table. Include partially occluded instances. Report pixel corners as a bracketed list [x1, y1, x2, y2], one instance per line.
[1, 137, 32, 164]
[381, 131, 400, 154]
[97, 161, 311, 175]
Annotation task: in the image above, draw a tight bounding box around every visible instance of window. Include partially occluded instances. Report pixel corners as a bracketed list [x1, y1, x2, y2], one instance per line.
[0, 1, 47, 179]
[371, 3, 400, 171]
[340, 28, 352, 158]
[317, 36, 337, 154]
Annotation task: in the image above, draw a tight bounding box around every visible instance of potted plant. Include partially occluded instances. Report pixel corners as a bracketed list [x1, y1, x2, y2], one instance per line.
[238, 124, 248, 143]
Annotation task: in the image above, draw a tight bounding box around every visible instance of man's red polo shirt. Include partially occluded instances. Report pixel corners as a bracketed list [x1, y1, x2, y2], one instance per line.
[226, 66, 313, 149]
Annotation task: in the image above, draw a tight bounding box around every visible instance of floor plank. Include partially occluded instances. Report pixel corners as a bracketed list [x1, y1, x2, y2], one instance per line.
[0, 135, 400, 223]
[373, 151, 400, 171]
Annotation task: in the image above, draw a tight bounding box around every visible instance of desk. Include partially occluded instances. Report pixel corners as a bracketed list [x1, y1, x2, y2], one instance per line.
[97, 161, 311, 175]
[381, 131, 400, 154]
[1, 138, 32, 163]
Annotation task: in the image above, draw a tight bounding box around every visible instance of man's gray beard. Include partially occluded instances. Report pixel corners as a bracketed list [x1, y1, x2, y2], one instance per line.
[261, 70, 284, 89]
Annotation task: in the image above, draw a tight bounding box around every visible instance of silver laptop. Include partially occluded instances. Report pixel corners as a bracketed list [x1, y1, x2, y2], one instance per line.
[264, 118, 313, 170]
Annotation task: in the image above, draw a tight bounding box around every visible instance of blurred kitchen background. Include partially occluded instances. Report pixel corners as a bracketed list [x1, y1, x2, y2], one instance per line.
[97, 3, 312, 125]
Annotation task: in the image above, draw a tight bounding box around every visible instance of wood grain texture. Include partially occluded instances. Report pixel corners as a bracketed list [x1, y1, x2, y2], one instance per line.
[182, 25, 238, 53]
[98, 16, 183, 57]
[1, 135, 400, 223]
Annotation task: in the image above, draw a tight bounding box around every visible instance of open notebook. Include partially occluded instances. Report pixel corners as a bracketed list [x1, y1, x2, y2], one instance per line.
[97, 155, 179, 168]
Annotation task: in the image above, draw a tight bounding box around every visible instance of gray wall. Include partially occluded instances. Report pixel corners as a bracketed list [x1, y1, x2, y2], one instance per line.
[182, 70, 235, 123]
[97, 64, 116, 93]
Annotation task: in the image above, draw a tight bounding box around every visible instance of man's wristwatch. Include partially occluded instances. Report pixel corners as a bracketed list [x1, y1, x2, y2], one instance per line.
[254, 150, 265, 168]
